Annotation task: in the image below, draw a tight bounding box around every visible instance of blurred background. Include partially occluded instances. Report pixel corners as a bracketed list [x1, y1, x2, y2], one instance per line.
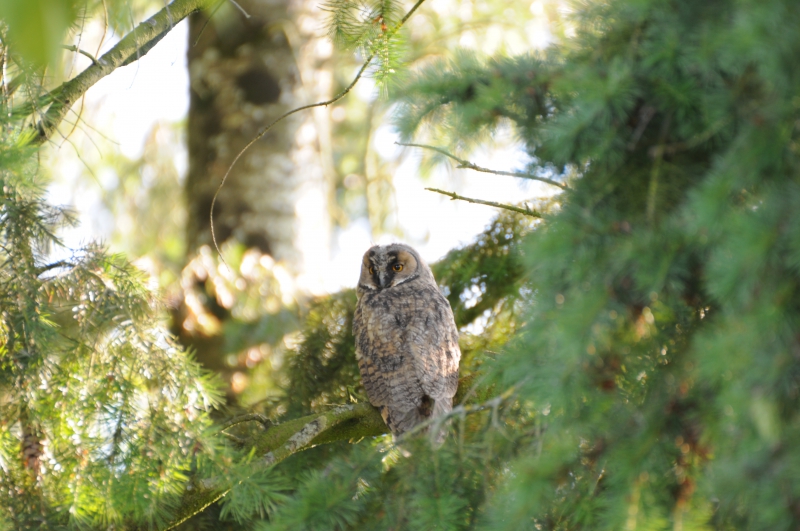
[38, 0, 560, 406]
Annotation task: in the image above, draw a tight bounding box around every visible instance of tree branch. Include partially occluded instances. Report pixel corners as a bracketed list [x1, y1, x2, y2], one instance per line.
[220, 412, 272, 431]
[35, 260, 77, 275]
[61, 45, 100, 65]
[396, 141, 567, 190]
[425, 187, 543, 218]
[226, 0, 251, 18]
[157, 373, 486, 530]
[34, 0, 216, 142]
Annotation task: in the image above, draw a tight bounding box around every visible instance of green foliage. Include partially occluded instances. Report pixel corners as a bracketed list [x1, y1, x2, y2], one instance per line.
[229, 0, 800, 529]
[0, 129, 226, 528]
[219, 451, 291, 523]
[259, 449, 381, 531]
[5, 0, 799, 529]
[432, 211, 534, 331]
[395, 52, 553, 147]
[323, 0, 407, 86]
[0, 0, 156, 66]
[0, 0, 79, 66]
[283, 291, 360, 416]
[392, 0, 800, 529]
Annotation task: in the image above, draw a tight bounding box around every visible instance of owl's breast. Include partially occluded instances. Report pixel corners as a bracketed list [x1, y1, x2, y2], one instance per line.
[356, 289, 417, 346]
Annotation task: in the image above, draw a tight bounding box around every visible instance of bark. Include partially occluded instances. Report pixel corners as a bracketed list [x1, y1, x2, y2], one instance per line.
[185, 0, 332, 272]
[179, 0, 334, 403]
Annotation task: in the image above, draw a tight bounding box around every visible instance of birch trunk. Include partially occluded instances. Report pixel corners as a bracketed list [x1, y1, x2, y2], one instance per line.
[186, 0, 332, 277]
[179, 0, 333, 398]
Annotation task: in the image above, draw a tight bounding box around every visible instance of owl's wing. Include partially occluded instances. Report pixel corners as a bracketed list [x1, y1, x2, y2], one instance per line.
[354, 302, 385, 407]
[408, 287, 461, 401]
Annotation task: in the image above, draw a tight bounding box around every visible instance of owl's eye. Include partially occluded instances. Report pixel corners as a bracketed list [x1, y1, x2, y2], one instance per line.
[369, 266, 374, 275]
[392, 263, 403, 272]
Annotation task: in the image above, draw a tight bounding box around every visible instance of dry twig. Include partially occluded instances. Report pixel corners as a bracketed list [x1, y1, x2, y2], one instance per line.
[397, 141, 567, 190]
[425, 187, 542, 218]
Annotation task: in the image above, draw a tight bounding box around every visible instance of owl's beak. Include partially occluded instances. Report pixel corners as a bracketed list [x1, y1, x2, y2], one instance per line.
[378, 271, 388, 289]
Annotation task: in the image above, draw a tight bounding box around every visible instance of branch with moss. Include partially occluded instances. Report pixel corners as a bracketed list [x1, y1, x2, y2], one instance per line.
[32, 0, 216, 142]
[425, 187, 543, 218]
[158, 374, 488, 530]
[397, 141, 568, 190]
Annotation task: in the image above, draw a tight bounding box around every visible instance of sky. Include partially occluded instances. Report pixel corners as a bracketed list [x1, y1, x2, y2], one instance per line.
[47, 2, 558, 294]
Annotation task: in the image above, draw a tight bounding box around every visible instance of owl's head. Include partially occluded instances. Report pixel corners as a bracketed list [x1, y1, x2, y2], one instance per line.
[357, 243, 432, 292]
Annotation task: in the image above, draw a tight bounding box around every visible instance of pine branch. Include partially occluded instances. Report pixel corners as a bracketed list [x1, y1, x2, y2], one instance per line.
[35, 260, 76, 275]
[396, 141, 568, 190]
[156, 405, 381, 530]
[425, 187, 543, 218]
[153, 373, 485, 530]
[33, 0, 216, 142]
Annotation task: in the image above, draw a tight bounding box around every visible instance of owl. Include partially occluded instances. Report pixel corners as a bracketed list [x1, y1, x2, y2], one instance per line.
[353, 243, 461, 438]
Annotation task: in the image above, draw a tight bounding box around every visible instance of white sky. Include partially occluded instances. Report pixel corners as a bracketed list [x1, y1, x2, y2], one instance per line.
[47, 4, 558, 294]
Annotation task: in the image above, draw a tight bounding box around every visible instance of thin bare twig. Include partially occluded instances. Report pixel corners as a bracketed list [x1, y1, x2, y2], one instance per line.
[396, 141, 567, 190]
[220, 413, 272, 431]
[35, 260, 77, 275]
[62, 44, 100, 65]
[227, 0, 251, 18]
[65, 105, 121, 145]
[50, 133, 100, 183]
[209, 58, 373, 264]
[193, 0, 226, 46]
[399, 383, 519, 446]
[425, 187, 542, 218]
[97, 0, 110, 60]
[209, 0, 429, 260]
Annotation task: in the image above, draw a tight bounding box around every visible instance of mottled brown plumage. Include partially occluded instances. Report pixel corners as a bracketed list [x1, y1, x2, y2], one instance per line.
[353, 243, 460, 438]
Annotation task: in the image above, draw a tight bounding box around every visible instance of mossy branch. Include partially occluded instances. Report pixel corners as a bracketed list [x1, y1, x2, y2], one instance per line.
[33, 0, 216, 142]
[158, 373, 487, 530]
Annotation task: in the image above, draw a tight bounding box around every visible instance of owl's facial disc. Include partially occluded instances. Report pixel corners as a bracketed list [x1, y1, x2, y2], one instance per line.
[358, 246, 420, 291]
[386, 250, 418, 287]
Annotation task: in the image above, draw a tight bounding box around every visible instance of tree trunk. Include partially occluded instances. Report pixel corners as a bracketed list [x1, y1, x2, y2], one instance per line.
[186, 0, 332, 271]
[178, 0, 333, 399]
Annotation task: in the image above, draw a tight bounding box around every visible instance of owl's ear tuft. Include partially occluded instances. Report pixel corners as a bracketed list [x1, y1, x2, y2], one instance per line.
[358, 248, 381, 291]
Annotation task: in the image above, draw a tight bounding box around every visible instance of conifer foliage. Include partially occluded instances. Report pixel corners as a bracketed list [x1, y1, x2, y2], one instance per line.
[256, 0, 800, 529]
[0, 133, 224, 529]
[323, 0, 409, 85]
[393, 0, 800, 529]
[3, 0, 800, 529]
